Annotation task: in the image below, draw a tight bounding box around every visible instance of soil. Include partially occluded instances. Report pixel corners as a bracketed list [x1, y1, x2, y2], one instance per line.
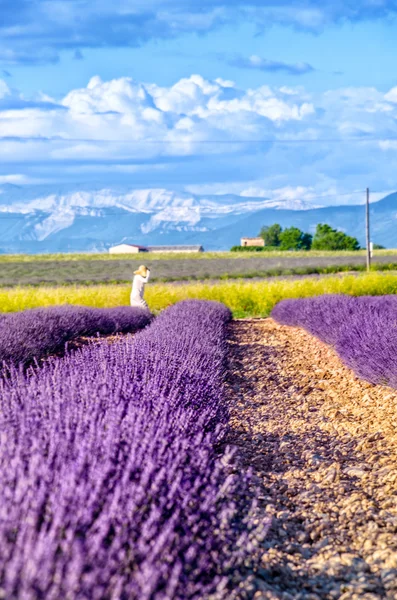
[40, 333, 133, 364]
[225, 319, 397, 600]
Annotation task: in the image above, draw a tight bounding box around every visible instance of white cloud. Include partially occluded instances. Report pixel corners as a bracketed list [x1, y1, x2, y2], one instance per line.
[0, 174, 32, 185]
[241, 185, 316, 202]
[0, 74, 315, 157]
[231, 55, 314, 76]
[2, 1, 397, 69]
[1, 76, 397, 203]
[322, 86, 395, 115]
[214, 78, 235, 88]
[0, 108, 60, 138]
[0, 79, 11, 99]
[385, 87, 397, 103]
[60, 74, 314, 134]
[379, 140, 397, 150]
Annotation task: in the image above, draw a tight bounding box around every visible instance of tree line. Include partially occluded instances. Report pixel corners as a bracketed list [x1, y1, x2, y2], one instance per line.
[232, 222, 386, 251]
[259, 223, 361, 251]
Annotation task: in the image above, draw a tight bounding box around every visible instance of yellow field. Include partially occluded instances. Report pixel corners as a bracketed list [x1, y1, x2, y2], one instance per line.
[2, 272, 397, 318]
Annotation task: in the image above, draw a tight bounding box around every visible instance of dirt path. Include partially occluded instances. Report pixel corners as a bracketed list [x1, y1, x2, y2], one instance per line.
[226, 319, 397, 600]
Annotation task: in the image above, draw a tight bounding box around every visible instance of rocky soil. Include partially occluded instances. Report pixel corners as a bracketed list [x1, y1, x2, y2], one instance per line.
[226, 319, 397, 600]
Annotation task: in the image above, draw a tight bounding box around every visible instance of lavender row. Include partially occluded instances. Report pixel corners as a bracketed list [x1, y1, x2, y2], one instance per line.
[0, 305, 152, 367]
[272, 294, 397, 387]
[0, 300, 264, 599]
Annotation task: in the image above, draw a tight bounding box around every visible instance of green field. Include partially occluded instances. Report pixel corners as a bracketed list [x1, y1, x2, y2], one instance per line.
[2, 272, 397, 318]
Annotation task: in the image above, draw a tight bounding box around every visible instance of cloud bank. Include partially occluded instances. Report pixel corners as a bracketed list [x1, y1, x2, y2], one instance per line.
[229, 55, 314, 75]
[0, 0, 396, 65]
[1, 73, 397, 202]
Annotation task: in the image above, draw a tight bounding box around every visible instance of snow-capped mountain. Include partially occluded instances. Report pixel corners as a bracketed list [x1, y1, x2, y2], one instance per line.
[0, 183, 315, 252]
[0, 183, 395, 252]
[0, 183, 313, 214]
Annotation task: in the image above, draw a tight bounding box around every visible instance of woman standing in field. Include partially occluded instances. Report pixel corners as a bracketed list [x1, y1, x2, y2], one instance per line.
[130, 265, 151, 309]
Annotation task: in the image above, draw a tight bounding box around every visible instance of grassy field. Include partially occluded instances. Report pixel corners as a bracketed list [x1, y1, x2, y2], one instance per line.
[2, 251, 397, 287]
[2, 272, 397, 318]
[0, 249, 397, 262]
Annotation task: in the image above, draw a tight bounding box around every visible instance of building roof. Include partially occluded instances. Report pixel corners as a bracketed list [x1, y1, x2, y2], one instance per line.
[147, 245, 204, 251]
[110, 243, 148, 249]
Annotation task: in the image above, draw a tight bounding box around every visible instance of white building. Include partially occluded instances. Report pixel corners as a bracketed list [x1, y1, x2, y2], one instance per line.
[109, 243, 204, 254]
[109, 244, 148, 254]
[147, 245, 204, 253]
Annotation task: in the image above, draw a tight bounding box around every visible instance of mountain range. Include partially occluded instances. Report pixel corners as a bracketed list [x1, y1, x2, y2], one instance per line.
[0, 183, 396, 252]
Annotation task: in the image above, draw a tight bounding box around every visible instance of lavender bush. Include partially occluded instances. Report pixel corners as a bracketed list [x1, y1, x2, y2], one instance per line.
[272, 294, 397, 387]
[0, 300, 265, 599]
[0, 305, 151, 367]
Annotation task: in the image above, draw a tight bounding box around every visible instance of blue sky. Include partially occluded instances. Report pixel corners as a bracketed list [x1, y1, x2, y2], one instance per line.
[1, 0, 397, 205]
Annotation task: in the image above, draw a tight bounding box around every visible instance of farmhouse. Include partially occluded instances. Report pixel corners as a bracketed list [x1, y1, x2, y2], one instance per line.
[240, 237, 265, 247]
[109, 244, 148, 254]
[108, 243, 204, 254]
[147, 245, 204, 253]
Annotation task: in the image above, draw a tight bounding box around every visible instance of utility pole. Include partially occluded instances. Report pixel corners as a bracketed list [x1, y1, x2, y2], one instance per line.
[366, 187, 371, 272]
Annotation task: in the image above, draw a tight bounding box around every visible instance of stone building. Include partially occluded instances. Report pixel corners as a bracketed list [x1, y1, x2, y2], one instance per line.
[240, 237, 265, 247]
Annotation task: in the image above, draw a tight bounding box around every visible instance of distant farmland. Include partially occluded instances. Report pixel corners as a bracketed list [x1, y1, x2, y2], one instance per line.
[1, 251, 397, 287]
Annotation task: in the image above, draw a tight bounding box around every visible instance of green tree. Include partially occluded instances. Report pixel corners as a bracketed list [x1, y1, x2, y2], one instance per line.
[312, 224, 360, 251]
[259, 223, 282, 246]
[279, 227, 312, 250]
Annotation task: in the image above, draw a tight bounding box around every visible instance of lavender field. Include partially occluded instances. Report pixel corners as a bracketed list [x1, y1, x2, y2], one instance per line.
[0, 300, 265, 599]
[3, 253, 397, 287]
[272, 294, 397, 388]
[3, 293, 397, 598]
[0, 305, 152, 368]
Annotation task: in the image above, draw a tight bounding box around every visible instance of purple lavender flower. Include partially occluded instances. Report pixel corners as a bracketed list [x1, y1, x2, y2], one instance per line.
[0, 305, 152, 367]
[0, 300, 264, 599]
[272, 294, 397, 387]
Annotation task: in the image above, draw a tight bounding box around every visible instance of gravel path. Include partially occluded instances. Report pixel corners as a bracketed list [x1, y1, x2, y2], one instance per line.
[225, 319, 397, 600]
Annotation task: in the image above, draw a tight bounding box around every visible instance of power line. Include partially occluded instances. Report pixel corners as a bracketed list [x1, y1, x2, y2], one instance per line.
[1, 137, 397, 145]
[369, 189, 395, 195]
[366, 187, 371, 271]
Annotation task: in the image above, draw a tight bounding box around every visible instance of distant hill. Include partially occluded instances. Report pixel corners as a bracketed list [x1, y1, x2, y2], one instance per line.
[0, 183, 395, 252]
[194, 194, 397, 250]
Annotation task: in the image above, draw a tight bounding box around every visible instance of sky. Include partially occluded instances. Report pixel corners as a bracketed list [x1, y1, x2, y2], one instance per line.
[1, 0, 397, 206]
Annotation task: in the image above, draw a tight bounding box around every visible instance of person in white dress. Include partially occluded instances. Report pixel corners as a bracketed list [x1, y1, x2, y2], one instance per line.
[130, 265, 151, 309]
